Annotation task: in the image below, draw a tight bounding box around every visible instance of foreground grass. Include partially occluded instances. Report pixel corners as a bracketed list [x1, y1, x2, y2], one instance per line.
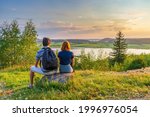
[0, 69, 150, 100]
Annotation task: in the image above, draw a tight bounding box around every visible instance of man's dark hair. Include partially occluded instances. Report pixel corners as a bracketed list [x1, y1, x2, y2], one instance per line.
[43, 37, 51, 46]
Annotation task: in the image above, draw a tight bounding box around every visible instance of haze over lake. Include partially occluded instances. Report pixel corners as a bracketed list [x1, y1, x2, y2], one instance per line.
[53, 48, 150, 59]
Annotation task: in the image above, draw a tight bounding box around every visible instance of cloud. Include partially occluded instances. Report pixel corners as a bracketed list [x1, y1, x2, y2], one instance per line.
[99, 16, 146, 32]
[39, 20, 70, 29]
[38, 20, 102, 36]
[37, 19, 129, 39]
[11, 8, 17, 12]
[0, 19, 3, 25]
[67, 25, 101, 34]
[37, 13, 146, 38]
[103, 19, 131, 31]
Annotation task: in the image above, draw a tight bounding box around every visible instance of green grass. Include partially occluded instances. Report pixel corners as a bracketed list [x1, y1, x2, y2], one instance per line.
[0, 69, 150, 100]
[1, 53, 150, 100]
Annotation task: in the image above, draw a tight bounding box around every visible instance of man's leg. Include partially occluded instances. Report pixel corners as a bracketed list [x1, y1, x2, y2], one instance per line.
[29, 70, 35, 87]
[29, 66, 44, 88]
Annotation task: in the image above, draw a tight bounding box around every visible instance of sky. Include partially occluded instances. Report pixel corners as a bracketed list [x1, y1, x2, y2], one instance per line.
[0, 0, 150, 39]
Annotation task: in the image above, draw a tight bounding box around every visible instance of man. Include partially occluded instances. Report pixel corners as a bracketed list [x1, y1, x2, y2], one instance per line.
[29, 37, 58, 88]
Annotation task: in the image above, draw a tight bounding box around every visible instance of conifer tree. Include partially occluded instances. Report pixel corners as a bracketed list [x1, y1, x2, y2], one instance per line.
[111, 31, 127, 64]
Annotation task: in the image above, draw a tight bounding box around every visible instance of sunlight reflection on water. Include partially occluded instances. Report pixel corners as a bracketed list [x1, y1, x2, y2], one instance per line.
[53, 48, 150, 59]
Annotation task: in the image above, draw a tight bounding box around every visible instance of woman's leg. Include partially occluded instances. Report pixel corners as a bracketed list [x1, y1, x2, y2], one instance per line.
[60, 64, 73, 73]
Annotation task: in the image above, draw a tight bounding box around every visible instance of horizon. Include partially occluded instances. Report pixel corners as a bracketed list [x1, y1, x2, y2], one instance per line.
[1, 0, 150, 39]
[37, 37, 150, 40]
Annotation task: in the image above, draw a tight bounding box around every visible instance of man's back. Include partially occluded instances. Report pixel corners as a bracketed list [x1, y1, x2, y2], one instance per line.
[41, 47, 58, 71]
[36, 47, 58, 72]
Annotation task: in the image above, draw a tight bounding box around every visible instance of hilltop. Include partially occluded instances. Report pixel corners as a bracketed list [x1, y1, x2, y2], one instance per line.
[0, 68, 150, 100]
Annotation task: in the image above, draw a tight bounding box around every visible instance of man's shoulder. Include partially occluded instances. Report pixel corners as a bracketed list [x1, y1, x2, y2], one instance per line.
[37, 48, 44, 53]
[37, 47, 54, 53]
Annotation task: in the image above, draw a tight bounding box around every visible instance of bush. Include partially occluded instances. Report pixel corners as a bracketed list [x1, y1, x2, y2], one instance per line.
[76, 52, 94, 70]
[93, 59, 110, 71]
[74, 51, 110, 71]
[75, 52, 150, 72]
[127, 58, 146, 70]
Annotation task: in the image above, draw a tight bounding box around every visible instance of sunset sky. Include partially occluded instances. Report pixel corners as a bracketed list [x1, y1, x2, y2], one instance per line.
[1, 0, 150, 39]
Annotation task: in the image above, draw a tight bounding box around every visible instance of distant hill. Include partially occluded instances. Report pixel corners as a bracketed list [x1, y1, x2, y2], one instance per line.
[37, 39, 92, 44]
[37, 38, 150, 44]
[100, 38, 150, 44]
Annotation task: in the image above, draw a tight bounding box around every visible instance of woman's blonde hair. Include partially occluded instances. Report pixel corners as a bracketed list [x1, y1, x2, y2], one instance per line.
[61, 41, 71, 51]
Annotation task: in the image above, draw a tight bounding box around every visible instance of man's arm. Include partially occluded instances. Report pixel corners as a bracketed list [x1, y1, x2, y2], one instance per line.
[35, 49, 43, 67]
[35, 60, 39, 67]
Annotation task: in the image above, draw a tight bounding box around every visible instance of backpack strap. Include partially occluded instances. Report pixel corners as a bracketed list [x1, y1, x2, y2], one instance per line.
[40, 47, 51, 67]
[42, 47, 51, 51]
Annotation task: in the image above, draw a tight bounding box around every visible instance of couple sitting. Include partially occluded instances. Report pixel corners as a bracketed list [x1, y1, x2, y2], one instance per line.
[29, 37, 74, 88]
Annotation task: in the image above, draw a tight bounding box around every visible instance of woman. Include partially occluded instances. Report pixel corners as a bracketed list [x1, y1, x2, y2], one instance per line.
[58, 41, 74, 73]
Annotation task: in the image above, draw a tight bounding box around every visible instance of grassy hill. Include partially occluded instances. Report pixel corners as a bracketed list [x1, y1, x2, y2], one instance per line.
[1, 54, 150, 100]
[0, 68, 150, 100]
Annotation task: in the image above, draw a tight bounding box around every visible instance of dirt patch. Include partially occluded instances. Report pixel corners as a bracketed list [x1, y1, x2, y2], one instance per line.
[0, 82, 5, 97]
[119, 67, 150, 75]
[0, 82, 14, 98]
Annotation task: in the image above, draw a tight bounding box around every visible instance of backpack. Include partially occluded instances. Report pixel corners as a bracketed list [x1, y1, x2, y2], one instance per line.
[41, 47, 58, 71]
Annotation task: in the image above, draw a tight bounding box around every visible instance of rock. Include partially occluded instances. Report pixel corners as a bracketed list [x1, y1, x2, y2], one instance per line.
[41, 73, 73, 83]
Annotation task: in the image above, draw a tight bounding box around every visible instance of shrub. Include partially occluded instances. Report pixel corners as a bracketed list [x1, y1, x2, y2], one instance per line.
[74, 51, 150, 71]
[93, 59, 110, 71]
[74, 51, 110, 71]
[127, 58, 146, 70]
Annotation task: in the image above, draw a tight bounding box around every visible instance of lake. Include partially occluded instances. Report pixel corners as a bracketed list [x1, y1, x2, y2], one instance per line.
[53, 48, 150, 59]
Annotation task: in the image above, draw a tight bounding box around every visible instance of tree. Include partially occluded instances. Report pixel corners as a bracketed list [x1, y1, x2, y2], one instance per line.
[0, 21, 21, 67]
[0, 23, 9, 67]
[20, 20, 38, 65]
[0, 20, 38, 68]
[111, 31, 127, 64]
[9, 20, 21, 65]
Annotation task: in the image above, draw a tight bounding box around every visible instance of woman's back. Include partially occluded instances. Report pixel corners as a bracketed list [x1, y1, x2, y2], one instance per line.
[58, 41, 74, 73]
[58, 50, 74, 65]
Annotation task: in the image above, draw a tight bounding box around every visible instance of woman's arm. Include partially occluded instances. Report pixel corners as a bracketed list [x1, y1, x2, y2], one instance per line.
[71, 58, 74, 67]
[71, 52, 75, 67]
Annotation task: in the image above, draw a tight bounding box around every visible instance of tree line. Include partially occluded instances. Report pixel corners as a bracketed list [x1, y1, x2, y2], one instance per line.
[0, 20, 38, 68]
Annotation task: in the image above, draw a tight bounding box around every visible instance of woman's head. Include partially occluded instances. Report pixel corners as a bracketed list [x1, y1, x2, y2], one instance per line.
[61, 41, 71, 51]
[43, 37, 51, 46]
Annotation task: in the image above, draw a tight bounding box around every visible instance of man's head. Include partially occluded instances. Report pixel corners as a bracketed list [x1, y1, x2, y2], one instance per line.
[42, 37, 51, 46]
